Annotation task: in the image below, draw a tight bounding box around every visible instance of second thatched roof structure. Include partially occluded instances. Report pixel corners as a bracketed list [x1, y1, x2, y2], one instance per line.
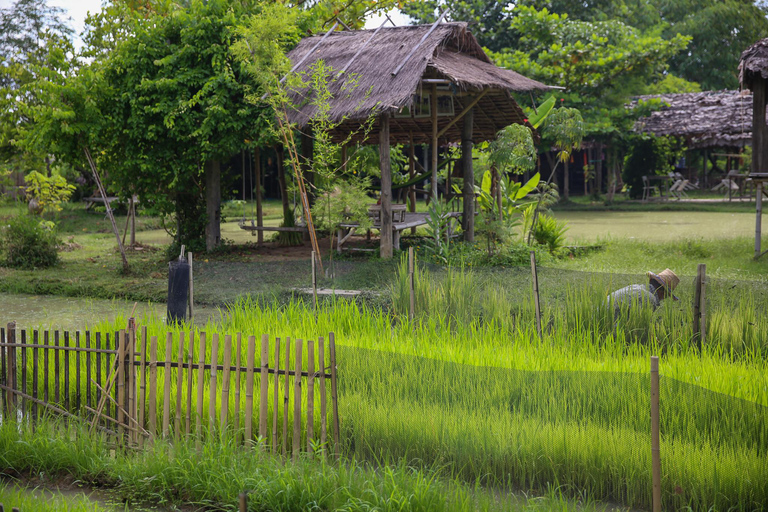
[284, 22, 550, 144]
[632, 90, 755, 149]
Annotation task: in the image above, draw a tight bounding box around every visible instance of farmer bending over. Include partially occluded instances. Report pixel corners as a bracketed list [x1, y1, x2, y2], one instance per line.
[607, 269, 680, 314]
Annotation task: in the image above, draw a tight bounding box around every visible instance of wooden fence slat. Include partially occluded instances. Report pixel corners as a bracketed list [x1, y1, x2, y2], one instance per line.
[307, 339, 314, 454]
[85, 332, 91, 410]
[175, 332, 185, 441]
[163, 332, 173, 439]
[117, 330, 125, 444]
[127, 322, 136, 445]
[75, 331, 81, 412]
[107, 333, 114, 423]
[244, 335, 255, 446]
[272, 338, 280, 454]
[63, 331, 69, 410]
[292, 339, 303, 461]
[259, 334, 269, 447]
[1, 326, 5, 415]
[196, 332, 206, 444]
[186, 332, 194, 436]
[138, 328, 148, 448]
[32, 330, 39, 424]
[20, 329, 26, 417]
[318, 336, 327, 452]
[2, 323, 12, 415]
[329, 332, 339, 456]
[94, 332, 99, 413]
[282, 337, 290, 457]
[233, 333, 242, 443]
[54, 330, 60, 404]
[220, 335, 232, 432]
[208, 334, 219, 436]
[148, 335, 158, 440]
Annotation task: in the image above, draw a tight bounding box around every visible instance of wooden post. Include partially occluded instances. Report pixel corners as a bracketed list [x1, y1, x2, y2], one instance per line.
[408, 133, 417, 235]
[239, 493, 248, 512]
[700, 264, 707, 347]
[692, 266, 702, 349]
[220, 335, 232, 433]
[245, 335, 255, 446]
[259, 334, 269, 447]
[282, 338, 291, 457]
[430, 84, 439, 201]
[188, 252, 194, 319]
[117, 330, 126, 445]
[175, 333, 185, 441]
[186, 332, 194, 436]
[63, 331, 70, 410]
[292, 340, 302, 461]
[196, 333, 206, 445]
[233, 333, 242, 442]
[32, 330, 38, 424]
[756, 182, 763, 259]
[163, 333, 173, 439]
[254, 147, 264, 247]
[127, 321, 136, 445]
[318, 336, 327, 456]
[409, 246, 415, 324]
[272, 338, 280, 453]
[650, 356, 661, 512]
[379, 114, 393, 259]
[208, 334, 219, 436]
[5, 323, 15, 415]
[461, 107, 474, 242]
[530, 251, 542, 340]
[329, 332, 340, 458]
[306, 339, 315, 454]
[752, 76, 767, 177]
[148, 336, 157, 440]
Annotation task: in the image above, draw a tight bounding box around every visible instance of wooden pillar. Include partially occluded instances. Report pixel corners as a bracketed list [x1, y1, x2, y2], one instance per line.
[254, 147, 263, 246]
[701, 149, 708, 187]
[204, 159, 221, 252]
[379, 115, 393, 259]
[408, 133, 417, 235]
[757, 181, 763, 259]
[129, 196, 136, 246]
[461, 107, 474, 242]
[430, 84, 438, 202]
[753, 76, 768, 175]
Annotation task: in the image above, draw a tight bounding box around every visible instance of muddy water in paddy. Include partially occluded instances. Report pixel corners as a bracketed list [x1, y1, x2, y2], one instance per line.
[0, 293, 221, 330]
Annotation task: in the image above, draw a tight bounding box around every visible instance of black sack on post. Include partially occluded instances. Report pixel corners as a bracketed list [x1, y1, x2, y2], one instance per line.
[167, 257, 190, 324]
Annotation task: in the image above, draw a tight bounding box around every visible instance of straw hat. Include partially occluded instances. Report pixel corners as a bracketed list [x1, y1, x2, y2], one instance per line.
[647, 269, 680, 301]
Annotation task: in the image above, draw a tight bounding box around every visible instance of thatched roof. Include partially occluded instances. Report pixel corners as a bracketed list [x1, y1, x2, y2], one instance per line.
[739, 38, 768, 90]
[284, 22, 550, 144]
[632, 90, 755, 149]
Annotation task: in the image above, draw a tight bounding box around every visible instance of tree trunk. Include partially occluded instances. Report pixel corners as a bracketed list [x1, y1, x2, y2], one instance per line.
[461, 107, 474, 242]
[300, 128, 315, 205]
[563, 159, 570, 201]
[205, 159, 221, 252]
[276, 145, 290, 221]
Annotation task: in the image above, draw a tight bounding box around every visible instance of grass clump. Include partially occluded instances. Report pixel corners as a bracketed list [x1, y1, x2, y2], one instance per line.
[1, 215, 59, 269]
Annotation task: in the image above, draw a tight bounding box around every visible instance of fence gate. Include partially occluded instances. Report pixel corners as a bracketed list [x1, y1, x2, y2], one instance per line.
[0, 321, 339, 458]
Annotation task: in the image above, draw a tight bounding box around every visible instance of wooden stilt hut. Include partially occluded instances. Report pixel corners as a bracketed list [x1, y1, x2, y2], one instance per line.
[739, 39, 768, 259]
[281, 21, 549, 258]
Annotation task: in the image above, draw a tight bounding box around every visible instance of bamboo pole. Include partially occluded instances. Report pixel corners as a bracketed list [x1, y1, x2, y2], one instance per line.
[32, 330, 38, 425]
[188, 252, 195, 319]
[220, 335, 232, 432]
[756, 182, 763, 259]
[63, 331, 70, 410]
[20, 329, 26, 417]
[530, 251, 543, 340]
[74, 331, 80, 414]
[318, 336, 327, 456]
[138, 327, 147, 448]
[162, 333, 172, 439]
[186, 332, 194, 436]
[650, 356, 661, 512]
[117, 330, 125, 444]
[245, 335, 256, 446]
[700, 264, 707, 347]
[282, 337, 291, 457]
[259, 334, 269, 447]
[175, 332, 184, 441]
[307, 339, 315, 454]
[208, 334, 219, 436]
[196, 333, 207, 444]
[408, 247, 415, 324]
[54, 331, 59, 404]
[148, 335, 158, 439]
[272, 338, 281, 454]
[312, 251, 318, 313]
[127, 321, 136, 445]
[233, 333, 242, 442]
[329, 332, 340, 457]
[692, 267, 702, 348]
[292, 340, 303, 461]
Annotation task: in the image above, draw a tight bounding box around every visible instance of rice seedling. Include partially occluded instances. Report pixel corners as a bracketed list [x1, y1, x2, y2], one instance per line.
[0, 483, 109, 512]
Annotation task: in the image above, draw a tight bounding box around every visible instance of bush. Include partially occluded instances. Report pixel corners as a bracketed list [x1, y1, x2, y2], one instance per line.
[622, 135, 685, 199]
[1, 215, 60, 269]
[533, 213, 569, 253]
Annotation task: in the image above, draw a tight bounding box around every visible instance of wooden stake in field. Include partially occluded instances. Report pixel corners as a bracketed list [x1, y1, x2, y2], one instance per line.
[530, 251, 543, 340]
[699, 264, 707, 347]
[408, 247, 415, 324]
[259, 334, 269, 447]
[650, 356, 661, 512]
[292, 340, 303, 462]
[329, 332, 340, 458]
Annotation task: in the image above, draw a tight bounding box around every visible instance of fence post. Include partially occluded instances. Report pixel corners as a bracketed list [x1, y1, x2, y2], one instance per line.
[408, 246, 415, 324]
[188, 251, 195, 320]
[650, 355, 661, 512]
[329, 332, 340, 459]
[529, 251, 542, 340]
[5, 322, 16, 416]
[692, 266, 702, 348]
[127, 318, 136, 446]
[239, 493, 248, 512]
[699, 264, 707, 348]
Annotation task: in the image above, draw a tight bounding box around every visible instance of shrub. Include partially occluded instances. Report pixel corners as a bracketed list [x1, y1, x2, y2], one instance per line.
[1, 215, 60, 269]
[533, 213, 569, 253]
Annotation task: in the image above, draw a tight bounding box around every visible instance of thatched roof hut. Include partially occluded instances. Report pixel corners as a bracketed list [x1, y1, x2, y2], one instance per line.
[285, 22, 549, 144]
[632, 90, 755, 149]
[739, 38, 768, 90]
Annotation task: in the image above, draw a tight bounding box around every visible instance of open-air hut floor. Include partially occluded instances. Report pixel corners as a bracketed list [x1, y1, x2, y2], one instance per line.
[272, 22, 550, 258]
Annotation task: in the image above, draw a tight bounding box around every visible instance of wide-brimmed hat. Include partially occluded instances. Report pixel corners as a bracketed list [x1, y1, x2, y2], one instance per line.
[647, 269, 680, 301]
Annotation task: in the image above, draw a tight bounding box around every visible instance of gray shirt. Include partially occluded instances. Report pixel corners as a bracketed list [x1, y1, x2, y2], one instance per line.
[607, 284, 660, 312]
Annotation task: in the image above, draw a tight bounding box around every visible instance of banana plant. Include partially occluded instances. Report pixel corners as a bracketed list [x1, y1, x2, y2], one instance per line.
[453, 171, 540, 220]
